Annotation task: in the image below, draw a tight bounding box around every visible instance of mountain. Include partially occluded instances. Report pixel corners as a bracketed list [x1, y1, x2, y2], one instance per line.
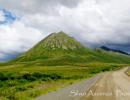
[13, 32, 130, 65]
[41, 31, 85, 50]
[13, 32, 89, 62]
[100, 46, 129, 55]
[20, 31, 86, 58]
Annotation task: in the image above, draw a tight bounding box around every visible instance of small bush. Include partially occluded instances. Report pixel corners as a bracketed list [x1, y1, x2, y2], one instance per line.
[0, 73, 8, 81]
[6, 80, 18, 87]
[32, 72, 43, 78]
[49, 73, 62, 80]
[16, 86, 28, 91]
[22, 73, 37, 81]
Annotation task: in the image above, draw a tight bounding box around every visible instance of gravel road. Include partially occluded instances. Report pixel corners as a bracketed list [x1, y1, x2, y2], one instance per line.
[36, 67, 130, 100]
[36, 74, 102, 100]
[81, 67, 130, 100]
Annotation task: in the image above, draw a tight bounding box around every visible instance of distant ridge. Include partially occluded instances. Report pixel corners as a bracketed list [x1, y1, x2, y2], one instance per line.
[100, 46, 129, 55]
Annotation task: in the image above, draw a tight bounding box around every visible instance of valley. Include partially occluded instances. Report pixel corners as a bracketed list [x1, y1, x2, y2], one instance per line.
[0, 32, 130, 100]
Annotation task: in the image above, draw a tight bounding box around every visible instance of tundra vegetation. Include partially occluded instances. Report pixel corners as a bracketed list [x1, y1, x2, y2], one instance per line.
[0, 32, 130, 100]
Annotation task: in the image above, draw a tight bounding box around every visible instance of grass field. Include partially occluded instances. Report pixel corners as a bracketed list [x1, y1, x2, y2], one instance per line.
[0, 62, 126, 100]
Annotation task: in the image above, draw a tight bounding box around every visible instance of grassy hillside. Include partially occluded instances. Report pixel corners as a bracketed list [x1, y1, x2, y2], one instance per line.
[0, 32, 130, 100]
[14, 31, 85, 61]
[11, 32, 130, 66]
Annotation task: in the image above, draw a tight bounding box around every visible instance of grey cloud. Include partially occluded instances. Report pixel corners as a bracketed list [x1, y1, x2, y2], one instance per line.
[0, 0, 82, 16]
[0, 0, 130, 60]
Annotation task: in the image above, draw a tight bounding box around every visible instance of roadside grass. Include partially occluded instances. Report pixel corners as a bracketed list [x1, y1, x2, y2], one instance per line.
[125, 67, 130, 76]
[0, 63, 127, 100]
[128, 72, 130, 76]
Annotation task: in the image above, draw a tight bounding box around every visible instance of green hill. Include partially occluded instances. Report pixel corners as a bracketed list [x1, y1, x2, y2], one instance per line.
[0, 32, 130, 100]
[17, 31, 86, 59]
[13, 31, 130, 65]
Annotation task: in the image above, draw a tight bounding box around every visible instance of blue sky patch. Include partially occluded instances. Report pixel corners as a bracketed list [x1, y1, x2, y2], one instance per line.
[0, 9, 17, 25]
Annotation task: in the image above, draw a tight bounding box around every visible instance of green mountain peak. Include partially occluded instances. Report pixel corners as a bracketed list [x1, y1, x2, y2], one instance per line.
[13, 31, 130, 65]
[15, 31, 86, 62]
[40, 31, 85, 50]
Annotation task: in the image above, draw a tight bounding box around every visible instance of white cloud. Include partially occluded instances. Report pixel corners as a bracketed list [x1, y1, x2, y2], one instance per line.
[0, 10, 5, 21]
[0, 0, 130, 59]
[0, 20, 44, 58]
[20, 0, 130, 47]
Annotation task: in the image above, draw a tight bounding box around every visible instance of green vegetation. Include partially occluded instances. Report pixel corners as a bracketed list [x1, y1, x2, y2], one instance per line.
[0, 63, 125, 100]
[0, 32, 130, 99]
[125, 67, 130, 76]
[9, 32, 130, 66]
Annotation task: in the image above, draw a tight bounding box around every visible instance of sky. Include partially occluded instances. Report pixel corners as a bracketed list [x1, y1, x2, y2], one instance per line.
[0, 0, 130, 61]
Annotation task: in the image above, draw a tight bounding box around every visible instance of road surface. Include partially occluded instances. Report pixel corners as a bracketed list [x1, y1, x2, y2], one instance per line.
[81, 67, 130, 100]
[36, 74, 102, 100]
[36, 67, 130, 100]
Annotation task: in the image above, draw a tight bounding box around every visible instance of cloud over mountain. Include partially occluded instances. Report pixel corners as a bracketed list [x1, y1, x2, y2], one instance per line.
[0, 0, 130, 60]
